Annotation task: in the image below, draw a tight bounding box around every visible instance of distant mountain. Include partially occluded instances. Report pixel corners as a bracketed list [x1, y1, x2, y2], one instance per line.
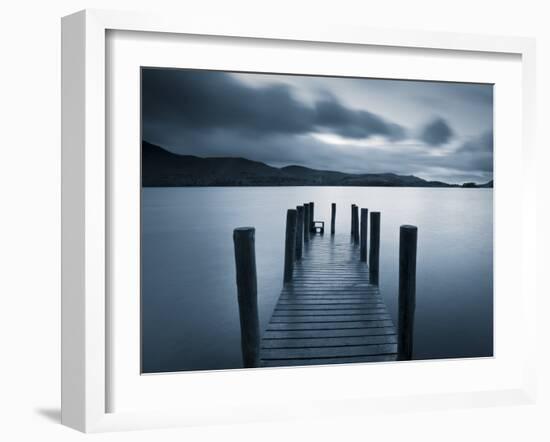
[142, 141, 490, 188]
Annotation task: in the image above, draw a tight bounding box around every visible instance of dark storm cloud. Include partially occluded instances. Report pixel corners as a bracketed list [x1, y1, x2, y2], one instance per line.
[142, 69, 312, 135]
[142, 68, 493, 184]
[451, 130, 494, 173]
[142, 69, 407, 143]
[419, 118, 454, 146]
[315, 99, 406, 140]
[459, 129, 493, 153]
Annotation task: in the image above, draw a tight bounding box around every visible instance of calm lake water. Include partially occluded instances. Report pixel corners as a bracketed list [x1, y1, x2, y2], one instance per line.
[141, 187, 493, 373]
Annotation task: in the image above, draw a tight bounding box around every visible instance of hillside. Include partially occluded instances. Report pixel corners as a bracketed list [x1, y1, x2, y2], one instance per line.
[142, 141, 489, 188]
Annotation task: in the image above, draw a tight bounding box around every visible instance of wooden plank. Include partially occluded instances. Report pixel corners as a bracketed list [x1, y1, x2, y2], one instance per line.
[281, 293, 381, 296]
[292, 267, 370, 270]
[267, 320, 394, 330]
[279, 300, 384, 304]
[281, 290, 379, 294]
[280, 293, 382, 298]
[276, 300, 385, 306]
[273, 311, 389, 317]
[281, 292, 381, 297]
[278, 297, 384, 302]
[287, 274, 372, 277]
[286, 279, 373, 283]
[292, 276, 370, 278]
[281, 289, 380, 294]
[296, 272, 369, 277]
[263, 327, 396, 339]
[277, 303, 386, 309]
[289, 282, 373, 285]
[296, 272, 369, 278]
[280, 296, 381, 300]
[292, 272, 370, 274]
[292, 269, 370, 272]
[262, 334, 397, 348]
[261, 343, 397, 359]
[274, 300, 388, 313]
[283, 285, 376, 289]
[276, 307, 387, 312]
[294, 259, 356, 263]
[284, 284, 376, 287]
[280, 293, 383, 298]
[291, 278, 372, 280]
[279, 296, 383, 300]
[260, 354, 397, 367]
[270, 314, 391, 323]
[294, 264, 368, 267]
[289, 283, 372, 285]
[292, 274, 370, 277]
[292, 273, 372, 276]
[273, 308, 388, 316]
[284, 286, 375, 290]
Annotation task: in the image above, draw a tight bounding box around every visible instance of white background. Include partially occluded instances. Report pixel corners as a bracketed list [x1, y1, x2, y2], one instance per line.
[0, 0, 548, 441]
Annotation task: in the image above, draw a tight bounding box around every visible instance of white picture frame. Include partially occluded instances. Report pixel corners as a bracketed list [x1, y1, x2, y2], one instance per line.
[61, 9, 537, 433]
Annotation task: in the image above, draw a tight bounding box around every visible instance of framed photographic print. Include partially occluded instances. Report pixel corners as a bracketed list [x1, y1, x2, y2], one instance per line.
[61, 9, 537, 432]
[140, 67, 493, 372]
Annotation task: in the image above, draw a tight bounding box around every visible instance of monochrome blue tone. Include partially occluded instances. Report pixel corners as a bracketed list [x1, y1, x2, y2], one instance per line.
[141, 187, 493, 373]
[142, 69, 493, 184]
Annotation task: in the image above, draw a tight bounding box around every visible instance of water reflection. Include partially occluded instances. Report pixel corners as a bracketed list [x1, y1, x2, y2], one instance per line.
[142, 187, 493, 373]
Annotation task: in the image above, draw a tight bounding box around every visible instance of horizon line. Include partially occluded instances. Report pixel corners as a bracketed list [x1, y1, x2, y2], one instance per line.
[142, 139, 493, 186]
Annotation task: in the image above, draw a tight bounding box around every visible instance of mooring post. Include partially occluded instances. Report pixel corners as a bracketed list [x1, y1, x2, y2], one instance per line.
[331, 203, 336, 235]
[352, 205, 360, 244]
[233, 227, 260, 368]
[295, 206, 304, 260]
[284, 209, 298, 283]
[351, 204, 356, 236]
[360, 208, 369, 261]
[369, 212, 381, 284]
[397, 225, 418, 361]
[303, 203, 310, 243]
[309, 201, 315, 232]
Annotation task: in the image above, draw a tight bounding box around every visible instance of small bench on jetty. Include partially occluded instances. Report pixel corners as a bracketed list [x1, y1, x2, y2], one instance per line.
[311, 221, 324, 234]
[233, 202, 418, 369]
[304, 201, 325, 234]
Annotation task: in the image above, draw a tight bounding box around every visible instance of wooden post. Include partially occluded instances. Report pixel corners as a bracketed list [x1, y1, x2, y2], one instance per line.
[309, 201, 315, 232]
[360, 208, 368, 261]
[369, 212, 381, 285]
[331, 203, 336, 235]
[233, 227, 260, 368]
[397, 225, 418, 361]
[352, 205, 359, 244]
[295, 206, 304, 260]
[351, 204, 356, 236]
[283, 209, 297, 283]
[303, 203, 310, 243]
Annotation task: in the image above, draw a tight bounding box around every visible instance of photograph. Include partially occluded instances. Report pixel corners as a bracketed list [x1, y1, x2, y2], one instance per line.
[140, 67, 493, 373]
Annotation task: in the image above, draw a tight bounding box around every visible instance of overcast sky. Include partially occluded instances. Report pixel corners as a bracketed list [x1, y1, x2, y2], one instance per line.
[142, 68, 493, 184]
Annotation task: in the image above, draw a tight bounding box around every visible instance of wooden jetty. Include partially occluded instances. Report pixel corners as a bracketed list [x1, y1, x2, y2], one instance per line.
[233, 202, 417, 369]
[260, 234, 397, 367]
